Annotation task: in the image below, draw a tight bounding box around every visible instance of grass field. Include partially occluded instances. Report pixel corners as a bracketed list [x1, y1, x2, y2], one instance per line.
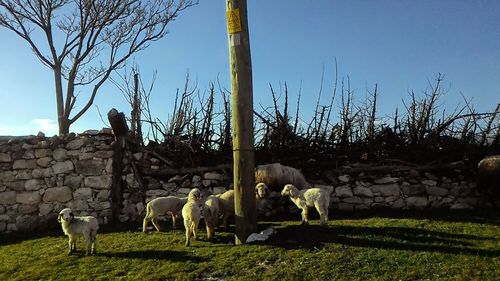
[1, 210, 499, 281]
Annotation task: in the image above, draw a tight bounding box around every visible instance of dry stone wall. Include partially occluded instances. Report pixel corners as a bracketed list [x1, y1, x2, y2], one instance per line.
[0, 131, 114, 232]
[0, 131, 487, 233]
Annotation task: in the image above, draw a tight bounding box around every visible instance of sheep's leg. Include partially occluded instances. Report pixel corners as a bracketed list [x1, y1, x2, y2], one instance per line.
[315, 203, 328, 226]
[301, 208, 309, 225]
[143, 217, 151, 233]
[184, 219, 191, 246]
[171, 213, 178, 229]
[151, 216, 161, 232]
[83, 232, 92, 255]
[90, 230, 97, 254]
[68, 235, 76, 255]
[193, 220, 199, 241]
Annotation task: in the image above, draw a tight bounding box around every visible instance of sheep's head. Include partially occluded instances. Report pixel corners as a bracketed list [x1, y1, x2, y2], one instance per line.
[57, 208, 74, 223]
[281, 184, 298, 198]
[188, 188, 202, 202]
[255, 183, 270, 199]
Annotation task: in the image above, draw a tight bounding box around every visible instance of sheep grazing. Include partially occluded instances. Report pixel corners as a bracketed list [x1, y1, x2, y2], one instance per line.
[281, 184, 333, 226]
[255, 163, 309, 191]
[203, 195, 221, 240]
[182, 188, 203, 246]
[143, 195, 188, 233]
[477, 155, 500, 207]
[216, 190, 234, 229]
[57, 208, 99, 255]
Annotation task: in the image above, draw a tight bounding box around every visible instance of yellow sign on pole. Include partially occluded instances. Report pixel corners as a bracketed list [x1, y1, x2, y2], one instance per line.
[227, 8, 242, 34]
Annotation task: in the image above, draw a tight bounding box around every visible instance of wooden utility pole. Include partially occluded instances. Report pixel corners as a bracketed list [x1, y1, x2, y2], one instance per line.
[225, 0, 257, 244]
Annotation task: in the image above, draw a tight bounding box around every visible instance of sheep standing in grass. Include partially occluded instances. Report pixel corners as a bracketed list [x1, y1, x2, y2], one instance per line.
[143, 196, 188, 233]
[182, 188, 203, 246]
[57, 208, 98, 255]
[255, 163, 309, 191]
[203, 195, 221, 240]
[281, 184, 333, 226]
[216, 190, 234, 229]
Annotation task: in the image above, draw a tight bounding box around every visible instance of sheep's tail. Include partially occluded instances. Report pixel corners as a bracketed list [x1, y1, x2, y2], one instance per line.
[145, 202, 152, 218]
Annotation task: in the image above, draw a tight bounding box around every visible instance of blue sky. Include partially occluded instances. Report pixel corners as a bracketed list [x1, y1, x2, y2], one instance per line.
[0, 0, 499, 136]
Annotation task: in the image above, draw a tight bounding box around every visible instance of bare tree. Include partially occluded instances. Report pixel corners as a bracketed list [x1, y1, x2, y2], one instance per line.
[0, 0, 197, 134]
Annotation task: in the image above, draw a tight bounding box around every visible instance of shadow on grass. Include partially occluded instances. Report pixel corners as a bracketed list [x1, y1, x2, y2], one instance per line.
[96, 250, 206, 262]
[268, 224, 500, 257]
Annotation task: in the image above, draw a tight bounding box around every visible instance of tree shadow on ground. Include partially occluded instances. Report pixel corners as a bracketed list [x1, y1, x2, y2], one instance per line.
[96, 249, 206, 262]
[267, 224, 500, 257]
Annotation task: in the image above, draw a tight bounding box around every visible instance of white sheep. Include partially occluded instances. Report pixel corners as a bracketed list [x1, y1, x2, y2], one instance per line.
[216, 189, 234, 229]
[255, 163, 309, 191]
[281, 184, 333, 226]
[255, 182, 270, 199]
[57, 208, 99, 255]
[143, 195, 188, 233]
[202, 195, 221, 240]
[182, 188, 203, 246]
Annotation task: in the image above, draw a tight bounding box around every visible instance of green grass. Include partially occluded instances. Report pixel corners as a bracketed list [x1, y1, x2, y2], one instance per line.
[1, 211, 499, 281]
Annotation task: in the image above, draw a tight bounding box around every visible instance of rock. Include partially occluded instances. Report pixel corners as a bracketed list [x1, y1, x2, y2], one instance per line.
[402, 184, 426, 196]
[84, 175, 112, 189]
[342, 197, 363, 204]
[13, 159, 37, 170]
[39, 203, 53, 216]
[97, 190, 111, 200]
[371, 183, 400, 197]
[335, 185, 353, 197]
[391, 198, 405, 208]
[0, 171, 15, 182]
[74, 188, 93, 200]
[43, 186, 72, 203]
[76, 159, 105, 176]
[246, 227, 277, 243]
[374, 177, 399, 184]
[145, 189, 169, 198]
[422, 180, 437, 186]
[406, 197, 429, 209]
[68, 200, 89, 211]
[337, 202, 354, 211]
[203, 172, 226, 181]
[0, 191, 17, 204]
[15, 170, 32, 180]
[18, 204, 38, 214]
[52, 160, 74, 174]
[338, 175, 351, 183]
[25, 179, 44, 191]
[66, 138, 85, 150]
[0, 152, 11, 162]
[352, 186, 373, 197]
[89, 201, 111, 211]
[425, 186, 448, 197]
[64, 175, 83, 189]
[34, 149, 50, 158]
[424, 172, 438, 180]
[450, 203, 473, 210]
[162, 182, 177, 190]
[94, 150, 114, 159]
[177, 188, 191, 195]
[16, 215, 38, 232]
[17, 192, 42, 204]
[52, 148, 68, 161]
[36, 157, 53, 167]
[192, 175, 202, 183]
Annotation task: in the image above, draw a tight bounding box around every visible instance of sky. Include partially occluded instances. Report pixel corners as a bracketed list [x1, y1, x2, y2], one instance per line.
[0, 0, 499, 136]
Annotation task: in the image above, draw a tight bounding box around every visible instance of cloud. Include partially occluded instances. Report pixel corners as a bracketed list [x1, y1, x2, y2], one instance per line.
[32, 119, 58, 135]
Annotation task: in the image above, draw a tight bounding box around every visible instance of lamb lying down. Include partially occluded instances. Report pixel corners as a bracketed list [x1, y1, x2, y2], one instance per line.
[281, 184, 333, 226]
[57, 208, 99, 255]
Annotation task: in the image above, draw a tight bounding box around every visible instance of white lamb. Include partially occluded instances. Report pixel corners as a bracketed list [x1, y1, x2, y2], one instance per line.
[255, 182, 270, 199]
[255, 163, 309, 191]
[57, 208, 99, 255]
[182, 188, 203, 246]
[281, 184, 333, 226]
[216, 189, 234, 229]
[143, 195, 188, 233]
[202, 195, 221, 240]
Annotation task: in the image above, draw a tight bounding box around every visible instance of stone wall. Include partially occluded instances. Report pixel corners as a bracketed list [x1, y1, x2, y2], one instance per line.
[0, 131, 486, 233]
[0, 131, 114, 232]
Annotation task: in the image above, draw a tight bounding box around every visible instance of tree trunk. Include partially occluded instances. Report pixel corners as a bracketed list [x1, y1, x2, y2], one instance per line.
[54, 66, 70, 134]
